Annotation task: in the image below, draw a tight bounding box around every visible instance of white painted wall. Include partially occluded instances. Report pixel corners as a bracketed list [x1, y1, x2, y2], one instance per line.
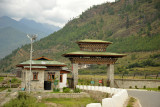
[76, 85, 129, 107]
[22, 70, 68, 90]
[21, 69, 44, 91]
[59, 74, 67, 88]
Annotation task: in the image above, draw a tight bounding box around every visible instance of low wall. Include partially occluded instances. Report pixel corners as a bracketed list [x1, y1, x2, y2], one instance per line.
[0, 84, 20, 88]
[115, 79, 160, 88]
[83, 90, 111, 102]
[33, 92, 90, 99]
[76, 85, 128, 107]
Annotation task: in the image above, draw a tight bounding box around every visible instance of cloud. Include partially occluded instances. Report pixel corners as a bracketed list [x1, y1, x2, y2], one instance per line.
[0, 0, 115, 27]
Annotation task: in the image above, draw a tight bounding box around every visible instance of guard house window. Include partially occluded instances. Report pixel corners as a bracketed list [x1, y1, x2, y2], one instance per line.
[33, 72, 38, 80]
[60, 75, 63, 82]
[48, 73, 55, 81]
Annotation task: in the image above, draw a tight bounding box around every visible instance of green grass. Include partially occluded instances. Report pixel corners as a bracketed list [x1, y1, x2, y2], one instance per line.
[4, 92, 97, 107]
[50, 91, 62, 93]
[44, 97, 98, 107]
[141, 88, 160, 92]
[0, 77, 4, 82]
[0, 87, 7, 92]
[3, 92, 46, 107]
[127, 97, 136, 107]
[10, 77, 21, 83]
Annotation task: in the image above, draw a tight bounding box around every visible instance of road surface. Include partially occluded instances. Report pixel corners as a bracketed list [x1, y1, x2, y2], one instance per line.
[127, 90, 160, 107]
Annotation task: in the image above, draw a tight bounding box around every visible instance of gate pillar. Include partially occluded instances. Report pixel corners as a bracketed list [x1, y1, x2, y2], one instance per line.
[107, 64, 114, 87]
[72, 63, 78, 88]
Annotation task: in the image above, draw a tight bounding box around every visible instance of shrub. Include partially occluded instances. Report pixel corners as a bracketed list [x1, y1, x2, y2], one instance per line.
[106, 30, 113, 37]
[129, 86, 132, 89]
[155, 1, 160, 10]
[53, 88, 60, 92]
[11, 78, 21, 83]
[158, 86, 160, 90]
[135, 85, 138, 89]
[18, 92, 30, 99]
[143, 86, 146, 89]
[63, 87, 70, 93]
[74, 88, 81, 93]
[108, 7, 114, 15]
[7, 89, 11, 92]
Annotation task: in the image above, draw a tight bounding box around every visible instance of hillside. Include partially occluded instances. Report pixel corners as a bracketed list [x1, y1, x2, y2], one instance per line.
[0, 27, 28, 59]
[0, 0, 160, 74]
[0, 16, 60, 38]
[0, 16, 60, 59]
[19, 18, 60, 35]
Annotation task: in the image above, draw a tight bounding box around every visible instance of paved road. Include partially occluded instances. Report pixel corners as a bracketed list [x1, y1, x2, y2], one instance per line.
[127, 90, 160, 107]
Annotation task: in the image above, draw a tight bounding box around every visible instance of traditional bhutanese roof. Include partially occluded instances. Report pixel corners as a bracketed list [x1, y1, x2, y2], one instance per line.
[17, 60, 66, 67]
[22, 66, 70, 73]
[63, 51, 126, 58]
[77, 39, 112, 44]
[24, 66, 47, 68]
[33, 56, 52, 60]
[23, 66, 47, 70]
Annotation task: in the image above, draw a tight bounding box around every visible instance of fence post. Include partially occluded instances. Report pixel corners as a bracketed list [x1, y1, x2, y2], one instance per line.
[156, 74, 158, 79]
[145, 74, 147, 79]
[102, 78, 104, 86]
[133, 73, 135, 79]
[122, 73, 124, 79]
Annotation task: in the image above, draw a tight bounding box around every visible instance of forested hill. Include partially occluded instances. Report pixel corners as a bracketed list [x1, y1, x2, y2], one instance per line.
[1, 0, 160, 73]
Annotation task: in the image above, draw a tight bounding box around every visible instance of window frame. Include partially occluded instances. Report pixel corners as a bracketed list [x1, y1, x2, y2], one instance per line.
[60, 74, 63, 82]
[48, 73, 55, 81]
[33, 72, 38, 80]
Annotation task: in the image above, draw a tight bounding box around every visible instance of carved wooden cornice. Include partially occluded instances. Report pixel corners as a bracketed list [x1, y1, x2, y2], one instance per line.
[69, 57, 118, 64]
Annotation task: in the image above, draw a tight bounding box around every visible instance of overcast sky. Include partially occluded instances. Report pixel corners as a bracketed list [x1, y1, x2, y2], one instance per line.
[0, 0, 115, 27]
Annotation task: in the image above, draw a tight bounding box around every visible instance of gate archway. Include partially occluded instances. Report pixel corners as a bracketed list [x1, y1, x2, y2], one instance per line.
[63, 39, 126, 88]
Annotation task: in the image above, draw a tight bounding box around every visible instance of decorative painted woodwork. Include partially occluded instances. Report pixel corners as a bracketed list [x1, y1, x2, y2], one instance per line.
[69, 57, 118, 64]
[46, 66, 62, 71]
[78, 43, 108, 52]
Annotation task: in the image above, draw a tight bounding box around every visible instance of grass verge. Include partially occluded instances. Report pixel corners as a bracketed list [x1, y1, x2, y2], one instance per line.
[0, 77, 4, 82]
[3, 92, 46, 107]
[140, 88, 160, 92]
[127, 97, 136, 107]
[0, 87, 7, 92]
[44, 97, 98, 107]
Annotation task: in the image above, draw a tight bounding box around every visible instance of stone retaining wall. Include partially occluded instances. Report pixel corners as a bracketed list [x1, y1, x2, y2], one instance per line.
[83, 90, 111, 102]
[0, 84, 20, 88]
[33, 92, 90, 99]
[115, 79, 160, 88]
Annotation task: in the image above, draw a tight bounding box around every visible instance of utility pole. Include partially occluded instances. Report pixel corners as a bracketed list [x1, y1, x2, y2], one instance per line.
[27, 34, 37, 93]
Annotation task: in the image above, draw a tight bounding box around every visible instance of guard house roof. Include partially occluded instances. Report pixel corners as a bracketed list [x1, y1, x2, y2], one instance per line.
[16, 57, 70, 73]
[63, 51, 126, 58]
[23, 66, 47, 70]
[16, 60, 66, 67]
[77, 39, 113, 44]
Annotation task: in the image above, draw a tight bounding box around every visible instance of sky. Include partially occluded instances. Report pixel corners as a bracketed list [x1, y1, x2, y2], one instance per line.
[0, 0, 115, 27]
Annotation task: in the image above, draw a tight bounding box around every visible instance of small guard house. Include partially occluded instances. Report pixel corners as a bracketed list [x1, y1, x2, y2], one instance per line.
[63, 39, 126, 88]
[16, 56, 70, 91]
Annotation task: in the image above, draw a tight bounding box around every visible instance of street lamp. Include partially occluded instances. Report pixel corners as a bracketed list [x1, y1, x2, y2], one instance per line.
[27, 34, 37, 93]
